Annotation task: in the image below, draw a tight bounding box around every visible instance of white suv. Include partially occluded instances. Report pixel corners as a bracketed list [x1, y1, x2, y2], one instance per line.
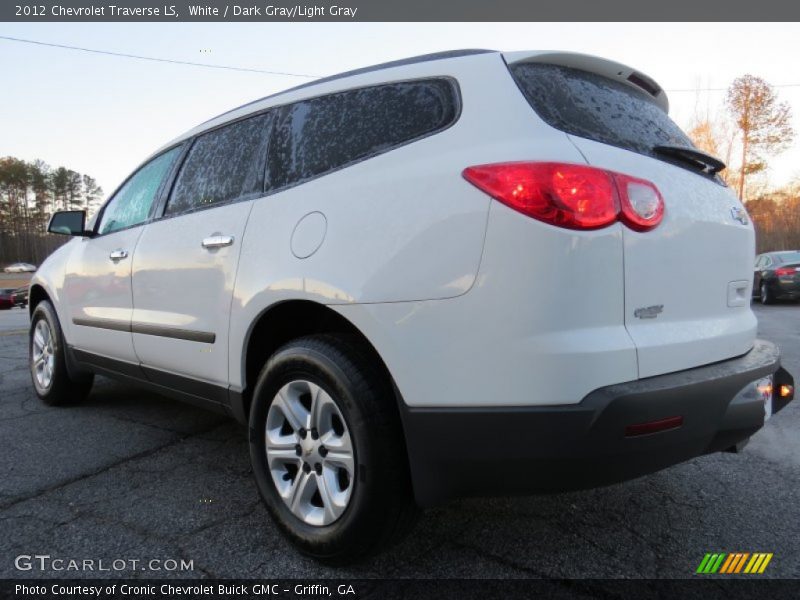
[30, 50, 794, 562]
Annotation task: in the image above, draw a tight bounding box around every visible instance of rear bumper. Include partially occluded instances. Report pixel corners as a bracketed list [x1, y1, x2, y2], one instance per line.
[773, 279, 800, 298]
[401, 339, 793, 507]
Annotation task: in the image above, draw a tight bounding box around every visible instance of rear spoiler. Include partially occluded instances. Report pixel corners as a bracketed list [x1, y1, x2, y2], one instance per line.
[502, 51, 669, 113]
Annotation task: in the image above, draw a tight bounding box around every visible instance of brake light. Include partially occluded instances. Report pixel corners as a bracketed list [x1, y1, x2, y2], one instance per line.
[776, 267, 796, 277]
[462, 162, 664, 231]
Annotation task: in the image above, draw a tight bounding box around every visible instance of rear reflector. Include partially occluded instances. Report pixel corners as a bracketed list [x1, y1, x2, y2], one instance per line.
[624, 415, 684, 437]
[462, 162, 664, 231]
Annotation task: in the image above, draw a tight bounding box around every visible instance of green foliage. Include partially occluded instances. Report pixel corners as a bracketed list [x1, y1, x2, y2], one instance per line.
[0, 157, 104, 266]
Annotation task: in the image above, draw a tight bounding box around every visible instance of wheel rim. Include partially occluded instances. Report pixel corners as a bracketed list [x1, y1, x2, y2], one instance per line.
[265, 380, 355, 526]
[32, 319, 55, 389]
[762, 284, 768, 303]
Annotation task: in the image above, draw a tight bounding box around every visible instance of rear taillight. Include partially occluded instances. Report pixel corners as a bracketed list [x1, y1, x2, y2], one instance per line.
[776, 267, 796, 277]
[462, 162, 664, 231]
[615, 173, 665, 232]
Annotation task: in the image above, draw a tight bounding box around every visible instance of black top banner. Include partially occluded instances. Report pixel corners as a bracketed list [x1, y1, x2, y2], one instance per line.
[3, 0, 800, 21]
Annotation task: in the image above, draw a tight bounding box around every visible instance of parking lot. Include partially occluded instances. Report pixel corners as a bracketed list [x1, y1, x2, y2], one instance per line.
[1, 303, 799, 579]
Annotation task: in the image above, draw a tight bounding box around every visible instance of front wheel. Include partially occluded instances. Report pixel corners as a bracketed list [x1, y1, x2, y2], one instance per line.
[30, 300, 94, 405]
[249, 334, 418, 563]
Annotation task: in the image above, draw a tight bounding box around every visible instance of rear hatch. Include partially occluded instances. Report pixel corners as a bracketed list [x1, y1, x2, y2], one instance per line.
[506, 52, 757, 378]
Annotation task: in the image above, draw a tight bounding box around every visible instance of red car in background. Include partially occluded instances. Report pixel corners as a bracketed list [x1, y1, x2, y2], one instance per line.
[11, 285, 29, 307]
[0, 288, 15, 310]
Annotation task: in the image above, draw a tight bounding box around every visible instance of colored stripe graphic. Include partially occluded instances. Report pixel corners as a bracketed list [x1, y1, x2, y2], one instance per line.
[719, 554, 735, 573]
[698, 553, 726, 573]
[734, 553, 749, 573]
[758, 554, 773, 573]
[696, 554, 713, 573]
[719, 553, 736, 573]
[698, 552, 773, 574]
[744, 554, 761, 573]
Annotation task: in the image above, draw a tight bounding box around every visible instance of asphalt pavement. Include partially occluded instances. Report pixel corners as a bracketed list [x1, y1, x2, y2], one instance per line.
[1, 303, 799, 579]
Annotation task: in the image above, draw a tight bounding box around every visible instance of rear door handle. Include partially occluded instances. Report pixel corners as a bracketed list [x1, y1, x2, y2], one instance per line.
[109, 249, 128, 261]
[201, 235, 234, 249]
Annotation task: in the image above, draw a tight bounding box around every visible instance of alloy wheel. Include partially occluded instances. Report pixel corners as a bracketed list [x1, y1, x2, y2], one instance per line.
[32, 319, 55, 389]
[265, 380, 355, 526]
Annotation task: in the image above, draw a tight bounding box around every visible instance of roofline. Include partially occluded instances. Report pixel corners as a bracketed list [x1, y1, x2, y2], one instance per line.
[199, 49, 497, 128]
[503, 50, 670, 113]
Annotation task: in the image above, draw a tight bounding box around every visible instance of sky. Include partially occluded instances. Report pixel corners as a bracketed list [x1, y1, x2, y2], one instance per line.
[2, 22, 800, 198]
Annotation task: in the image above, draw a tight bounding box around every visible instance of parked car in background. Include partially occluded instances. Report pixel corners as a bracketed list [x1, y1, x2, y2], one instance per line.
[3, 263, 36, 273]
[12, 285, 29, 308]
[0, 288, 15, 310]
[753, 251, 800, 304]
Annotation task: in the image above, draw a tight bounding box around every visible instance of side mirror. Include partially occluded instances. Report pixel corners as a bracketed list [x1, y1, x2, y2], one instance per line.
[48, 210, 90, 237]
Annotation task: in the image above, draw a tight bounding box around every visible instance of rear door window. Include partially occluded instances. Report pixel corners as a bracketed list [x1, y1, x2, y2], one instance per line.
[267, 78, 458, 190]
[166, 112, 272, 216]
[509, 63, 695, 162]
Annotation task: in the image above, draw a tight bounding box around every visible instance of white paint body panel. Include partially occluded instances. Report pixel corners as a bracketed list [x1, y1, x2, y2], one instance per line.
[567, 137, 757, 378]
[331, 199, 638, 407]
[32, 49, 758, 412]
[63, 228, 144, 363]
[227, 52, 597, 392]
[131, 201, 253, 385]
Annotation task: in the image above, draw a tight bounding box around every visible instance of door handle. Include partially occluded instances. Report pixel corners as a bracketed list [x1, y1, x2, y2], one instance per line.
[201, 235, 234, 249]
[109, 249, 128, 261]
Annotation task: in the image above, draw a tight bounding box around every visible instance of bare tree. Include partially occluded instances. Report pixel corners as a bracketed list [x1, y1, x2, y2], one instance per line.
[687, 118, 737, 187]
[726, 75, 794, 201]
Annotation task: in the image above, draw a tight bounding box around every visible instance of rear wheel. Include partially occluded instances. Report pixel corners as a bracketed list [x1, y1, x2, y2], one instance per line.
[761, 282, 775, 305]
[248, 334, 418, 563]
[30, 300, 94, 405]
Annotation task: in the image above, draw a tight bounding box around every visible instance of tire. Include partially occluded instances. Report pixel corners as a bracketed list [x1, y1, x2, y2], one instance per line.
[30, 300, 94, 406]
[249, 334, 418, 563]
[761, 282, 775, 305]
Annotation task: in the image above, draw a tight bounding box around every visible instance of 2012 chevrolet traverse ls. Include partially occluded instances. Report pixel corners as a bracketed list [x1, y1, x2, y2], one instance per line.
[30, 50, 794, 562]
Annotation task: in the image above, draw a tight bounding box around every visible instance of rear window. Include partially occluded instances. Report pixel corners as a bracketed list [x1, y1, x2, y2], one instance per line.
[776, 252, 800, 264]
[267, 78, 459, 191]
[509, 63, 694, 160]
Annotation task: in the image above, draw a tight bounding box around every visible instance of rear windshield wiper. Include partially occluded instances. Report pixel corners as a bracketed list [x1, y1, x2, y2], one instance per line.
[653, 145, 726, 175]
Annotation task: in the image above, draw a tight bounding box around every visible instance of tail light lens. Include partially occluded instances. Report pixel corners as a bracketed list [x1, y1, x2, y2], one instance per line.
[615, 174, 665, 231]
[776, 267, 797, 277]
[462, 162, 664, 231]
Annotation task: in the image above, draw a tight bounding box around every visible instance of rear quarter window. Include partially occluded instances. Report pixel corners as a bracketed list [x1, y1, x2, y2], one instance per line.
[267, 78, 459, 190]
[509, 63, 694, 160]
